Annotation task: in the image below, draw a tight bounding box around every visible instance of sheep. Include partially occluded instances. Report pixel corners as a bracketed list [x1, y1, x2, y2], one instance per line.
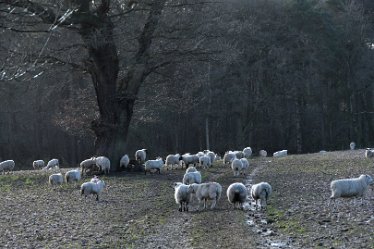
[350, 142, 356, 150]
[233, 150, 244, 159]
[196, 151, 205, 158]
[206, 151, 216, 164]
[32, 160, 45, 169]
[80, 157, 99, 175]
[165, 154, 182, 170]
[231, 158, 243, 177]
[251, 182, 272, 210]
[135, 149, 147, 163]
[223, 151, 236, 165]
[80, 179, 106, 201]
[95, 156, 110, 174]
[144, 157, 164, 175]
[330, 174, 374, 205]
[239, 158, 249, 175]
[199, 155, 211, 169]
[120, 154, 130, 169]
[181, 153, 199, 167]
[186, 166, 197, 173]
[273, 150, 287, 158]
[0, 160, 15, 173]
[227, 182, 248, 209]
[43, 158, 59, 170]
[183, 171, 202, 185]
[65, 169, 81, 183]
[189, 182, 222, 210]
[174, 182, 194, 212]
[49, 173, 63, 185]
[243, 147, 252, 158]
[365, 149, 374, 158]
[259, 150, 267, 157]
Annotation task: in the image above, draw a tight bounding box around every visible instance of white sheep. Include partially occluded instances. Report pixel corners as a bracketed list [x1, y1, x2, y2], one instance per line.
[350, 142, 356, 150]
[65, 169, 81, 183]
[95, 156, 110, 174]
[199, 155, 211, 169]
[243, 147, 252, 158]
[196, 151, 205, 158]
[231, 158, 243, 177]
[135, 149, 147, 162]
[273, 150, 287, 158]
[259, 150, 267, 157]
[174, 182, 193, 212]
[239, 158, 249, 175]
[183, 171, 202, 185]
[223, 151, 237, 165]
[186, 166, 197, 173]
[144, 157, 164, 175]
[181, 153, 199, 167]
[165, 154, 182, 170]
[206, 151, 216, 164]
[80, 179, 106, 201]
[251, 182, 272, 210]
[0, 160, 15, 173]
[80, 157, 98, 175]
[32, 160, 45, 169]
[189, 182, 222, 210]
[43, 158, 59, 170]
[233, 150, 244, 159]
[227, 182, 248, 209]
[365, 149, 374, 158]
[49, 173, 63, 185]
[330, 174, 373, 205]
[120, 154, 130, 169]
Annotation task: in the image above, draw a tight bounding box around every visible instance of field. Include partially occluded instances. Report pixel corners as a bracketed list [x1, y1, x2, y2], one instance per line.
[0, 150, 373, 248]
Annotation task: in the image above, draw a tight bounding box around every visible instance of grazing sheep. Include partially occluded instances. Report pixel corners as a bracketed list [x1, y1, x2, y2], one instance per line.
[251, 182, 272, 210]
[65, 169, 81, 183]
[183, 171, 202, 185]
[243, 147, 252, 158]
[120, 154, 130, 169]
[33, 160, 45, 169]
[231, 158, 243, 177]
[223, 151, 237, 165]
[0, 160, 15, 173]
[186, 166, 197, 173]
[273, 150, 287, 158]
[181, 153, 199, 167]
[189, 182, 222, 210]
[227, 182, 248, 209]
[330, 175, 373, 204]
[350, 142, 356, 150]
[135, 149, 147, 162]
[44, 159, 59, 170]
[206, 151, 216, 164]
[165, 154, 182, 170]
[144, 157, 164, 175]
[199, 155, 211, 169]
[259, 150, 267, 157]
[174, 182, 193, 212]
[365, 149, 374, 158]
[49, 173, 63, 185]
[80, 157, 98, 175]
[80, 179, 106, 201]
[239, 158, 249, 175]
[95, 156, 110, 174]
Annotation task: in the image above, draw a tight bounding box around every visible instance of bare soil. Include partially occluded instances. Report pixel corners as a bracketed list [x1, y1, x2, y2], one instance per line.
[0, 149, 372, 248]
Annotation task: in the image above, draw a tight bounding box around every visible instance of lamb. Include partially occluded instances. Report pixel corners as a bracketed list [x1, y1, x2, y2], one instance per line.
[120, 154, 130, 169]
[65, 169, 81, 183]
[0, 160, 15, 173]
[135, 149, 147, 162]
[199, 155, 211, 169]
[239, 158, 249, 175]
[251, 182, 272, 210]
[231, 158, 243, 177]
[227, 182, 248, 209]
[273, 150, 287, 158]
[32, 160, 45, 169]
[49, 173, 64, 185]
[144, 157, 164, 175]
[80, 178, 106, 201]
[189, 182, 222, 210]
[330, 174, 373, 204]
[223, 151, 236, 165]
[186, 166, 197, 173]
[165, 154, 182, 170]
[259, 150, 267, 157]
[174, 182, 193, 212]
[43, 158, 59, 170]
[183, 171, 202, 185]
[365, 149, 374, 158]
[350, 142, 356, 150]
[95, 156, 110, 174]
[80, 157, 98, 175]
[243, 147, 252, 158]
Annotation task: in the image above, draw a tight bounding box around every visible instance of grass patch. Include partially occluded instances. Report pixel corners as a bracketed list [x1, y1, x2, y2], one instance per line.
[0, 174, 45, 191]
[267, 206, 307, 236]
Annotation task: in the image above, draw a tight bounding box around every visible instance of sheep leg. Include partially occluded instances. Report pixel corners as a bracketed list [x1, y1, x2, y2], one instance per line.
[210, 199, 216, 209]
[179, 202, 183, 212]
[158, 168, 161, 174]
[96, 194, 99, 201]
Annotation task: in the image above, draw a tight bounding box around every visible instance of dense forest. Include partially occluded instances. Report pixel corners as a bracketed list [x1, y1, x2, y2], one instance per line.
[0, 0, 373, 169]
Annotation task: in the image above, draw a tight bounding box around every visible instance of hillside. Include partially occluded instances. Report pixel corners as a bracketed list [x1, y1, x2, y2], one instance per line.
[0, 150, 372, 248]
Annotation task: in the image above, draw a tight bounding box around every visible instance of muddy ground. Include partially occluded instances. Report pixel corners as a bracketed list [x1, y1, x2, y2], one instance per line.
[0, 149, 372, 248]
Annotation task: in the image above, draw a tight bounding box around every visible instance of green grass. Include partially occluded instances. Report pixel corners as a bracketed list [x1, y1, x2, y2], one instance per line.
[0, 174, 46, 191]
